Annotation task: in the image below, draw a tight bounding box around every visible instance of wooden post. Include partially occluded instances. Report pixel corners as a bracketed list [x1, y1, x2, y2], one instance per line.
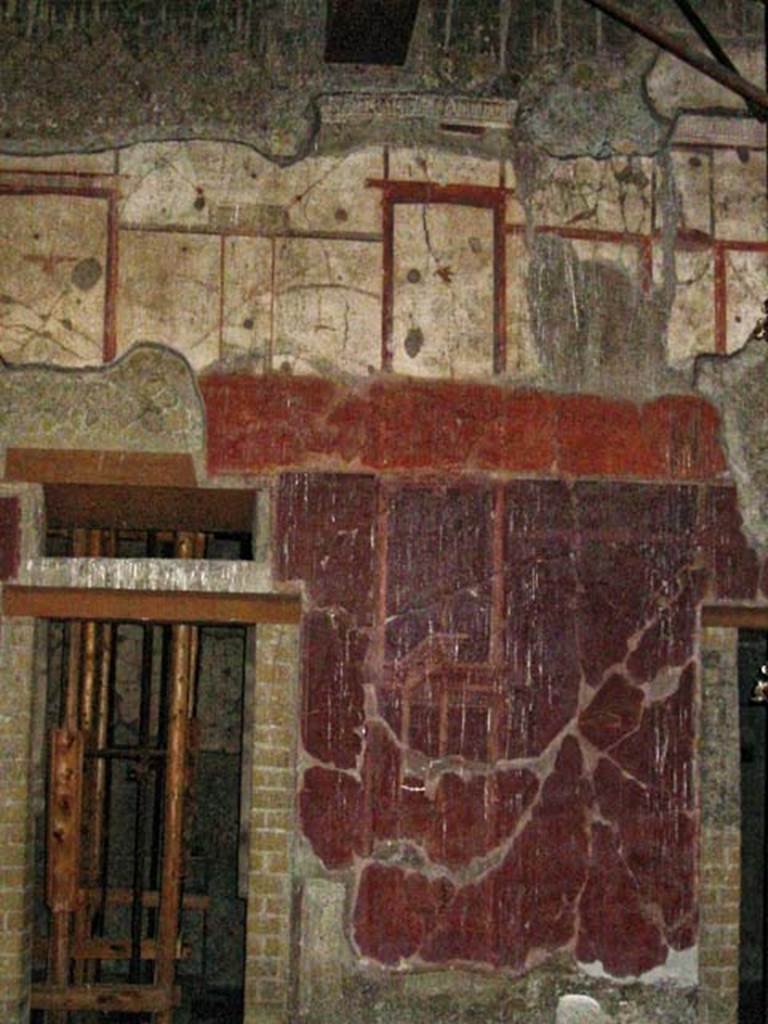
[155, 621, 192, 1023]
[155, 534, 195, 1021]
[73, 531, 102, 983]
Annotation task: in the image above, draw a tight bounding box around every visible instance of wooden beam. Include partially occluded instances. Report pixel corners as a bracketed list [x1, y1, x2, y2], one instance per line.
[581, 0, 768, 115]
[73, 939, 190, 961]
[30, 984, 179, 1012]
[702, 605, 768, 629]
[82, 888, 209, 911]
[3, 586, 301, 625]
[5, 448, 197, 487]
[44, 483, 255, 532]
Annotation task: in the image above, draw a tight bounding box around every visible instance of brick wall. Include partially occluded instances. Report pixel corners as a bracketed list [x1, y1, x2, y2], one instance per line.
[245, 622, 300, 1024]
[699, 627, 741, 1024]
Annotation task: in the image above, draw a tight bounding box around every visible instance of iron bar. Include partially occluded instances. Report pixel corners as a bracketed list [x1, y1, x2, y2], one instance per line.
[130, 615, 155, 982]
[580, 0, 768, 115]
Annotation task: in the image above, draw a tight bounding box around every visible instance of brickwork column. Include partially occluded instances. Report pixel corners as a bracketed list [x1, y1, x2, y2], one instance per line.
[0, 484, 42, 1023]
[244, 622, 300, 1024]
[699, 627, 740, 1024]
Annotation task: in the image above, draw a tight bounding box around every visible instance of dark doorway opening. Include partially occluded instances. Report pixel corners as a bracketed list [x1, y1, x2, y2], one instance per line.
[31, 528, 252, 1024]
[739, 629, 768, 1023]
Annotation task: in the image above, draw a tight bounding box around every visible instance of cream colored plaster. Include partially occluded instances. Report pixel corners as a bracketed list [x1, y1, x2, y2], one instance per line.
[713, 148, 768, 242]
[388, 147, 501, 186]
[116, 230, 221, 370]
[273, 237, 381, 376]
[0, 193, 107, 366]
[648, 44, 766, 118]
[392, 203, 495, 378]
[270, 149, 385, 235]
[505, 234, 538, 378]
[119, 141, 385, 237]
[221, 236, 273, 367]
[118, 140, 270, 230]
[659, 149, 713, 236]
[656, 246, 715, 365]
[530, 156, 652, 234]
[725, 248, 768, 353]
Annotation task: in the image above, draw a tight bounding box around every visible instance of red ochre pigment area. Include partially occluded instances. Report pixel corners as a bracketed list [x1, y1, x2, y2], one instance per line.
[202, 375, 726, 480]
[275, 473, 755, 977]
[0, 497, 20, 581]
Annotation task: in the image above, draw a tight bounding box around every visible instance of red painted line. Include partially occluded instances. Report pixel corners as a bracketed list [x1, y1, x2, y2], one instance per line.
[102, 191, 119, 363]
[382, 145, 390, 180]
[714, 242, 728, 354]
[506, 221, 724, 253]
[493, 202, 507, 374]
[0, 167, 119, 179]
[640, 238, 653, 293]
[717, 238, 768, 253]
[381, 196, 394, 371]
[367, 178, 509, 209]
[0, 184, 113, 200]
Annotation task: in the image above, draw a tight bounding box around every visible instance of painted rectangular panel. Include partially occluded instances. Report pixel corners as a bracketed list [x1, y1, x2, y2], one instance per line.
[116, 230, 221, 371]
[391, 204, 494, 377]
[221, 236, 272, 368]
[0, 194, 107, 365]
[273, 238, 381, 375]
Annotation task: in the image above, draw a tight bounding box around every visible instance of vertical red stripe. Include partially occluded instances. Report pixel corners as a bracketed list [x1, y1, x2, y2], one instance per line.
[102, 191, 119, 363]
[714, 242, 727, 354]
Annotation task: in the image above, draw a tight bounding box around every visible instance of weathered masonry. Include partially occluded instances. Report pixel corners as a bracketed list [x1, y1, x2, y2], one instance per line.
[1, 1, 768, 1022]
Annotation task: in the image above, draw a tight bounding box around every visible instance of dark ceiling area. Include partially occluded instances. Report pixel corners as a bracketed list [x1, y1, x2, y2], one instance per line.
[324, 0, 421, 65]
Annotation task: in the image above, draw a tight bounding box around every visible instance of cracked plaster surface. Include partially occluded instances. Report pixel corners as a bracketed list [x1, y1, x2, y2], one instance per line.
[275, 474, 753, 993]
[0, 342, 204, 451]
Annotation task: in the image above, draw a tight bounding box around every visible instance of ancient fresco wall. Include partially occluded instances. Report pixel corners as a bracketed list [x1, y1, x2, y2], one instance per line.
[0, 116, 765, 1022]
[0, 131, 764, 384]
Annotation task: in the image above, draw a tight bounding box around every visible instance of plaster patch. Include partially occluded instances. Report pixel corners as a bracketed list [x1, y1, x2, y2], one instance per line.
[0, 342, 203, 452]
[577, 943, 697, 987]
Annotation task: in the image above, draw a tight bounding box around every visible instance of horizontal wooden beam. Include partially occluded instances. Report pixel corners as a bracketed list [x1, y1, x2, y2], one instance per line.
[5, 448, 197, 487]
[31, 984, 179, 1012]
[702, 605, 768, 629]
[44, 482, 255, 533]
[73, 938, 190, 961]
[82, 887, 210, 911]
[3, 586, 301, 625]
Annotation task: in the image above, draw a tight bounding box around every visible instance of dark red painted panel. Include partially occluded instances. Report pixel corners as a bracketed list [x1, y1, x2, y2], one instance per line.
[202, 375, 727, 481]
[578, 674, 644, 751]
[0, 497, 20, 581]
[577, 823, 667, 977]
[386, 486, 492, 663]
[284, 469, 752, 981]
[301, 611, 367, 769]
[354, 864, 454, 965]
[276, 472, 378, 621]
[299, 766, 364, 869]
